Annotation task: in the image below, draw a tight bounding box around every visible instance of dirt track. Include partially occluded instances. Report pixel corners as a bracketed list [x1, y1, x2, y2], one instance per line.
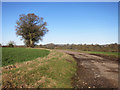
[57, 50, 118, 89]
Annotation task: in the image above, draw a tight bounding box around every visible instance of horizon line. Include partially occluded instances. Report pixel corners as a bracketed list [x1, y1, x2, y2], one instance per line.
[1, 42, 118, 46]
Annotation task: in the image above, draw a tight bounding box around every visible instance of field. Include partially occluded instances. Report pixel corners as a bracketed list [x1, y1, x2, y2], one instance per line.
[85, 51, 119, 57]
[2, 48, 76, 88]
[2, 48, 50, 66]
[61, 49, 119, 58]
[2, 47, 118, 88]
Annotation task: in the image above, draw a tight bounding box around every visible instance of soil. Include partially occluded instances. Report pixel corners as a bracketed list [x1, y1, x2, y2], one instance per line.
[57, 50, 119, 89]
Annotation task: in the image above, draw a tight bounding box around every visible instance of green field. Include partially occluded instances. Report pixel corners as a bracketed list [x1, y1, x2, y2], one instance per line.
[61, 49, 119, 57]
[2, 48, 50, 66]
[2, 49, 76, 88]
[85, 51, 119, 57]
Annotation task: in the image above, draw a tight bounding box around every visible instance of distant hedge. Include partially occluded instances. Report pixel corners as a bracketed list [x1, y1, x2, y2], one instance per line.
[37, 43, 119, 52]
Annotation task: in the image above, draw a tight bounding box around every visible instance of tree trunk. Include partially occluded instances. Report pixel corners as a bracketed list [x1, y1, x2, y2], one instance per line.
[29, 33, 34, 48]
[30, 39, 34, 48]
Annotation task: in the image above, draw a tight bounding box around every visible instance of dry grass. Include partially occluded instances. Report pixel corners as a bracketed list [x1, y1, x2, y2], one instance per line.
[2, 50, 76, 88]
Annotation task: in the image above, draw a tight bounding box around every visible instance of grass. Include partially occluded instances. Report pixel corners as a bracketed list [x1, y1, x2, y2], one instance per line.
[84, 51, 119, 58]
[2, 48, 50, 66]
[2, 50, 76, 88]
[58, 49, 119, 58]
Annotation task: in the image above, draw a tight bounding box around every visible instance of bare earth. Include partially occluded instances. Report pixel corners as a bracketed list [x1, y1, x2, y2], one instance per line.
[57, 50, 118, 89]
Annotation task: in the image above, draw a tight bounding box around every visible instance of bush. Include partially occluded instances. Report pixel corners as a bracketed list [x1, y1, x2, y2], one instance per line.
[8, 41, 15, 48]
[9, 44, 14, 47]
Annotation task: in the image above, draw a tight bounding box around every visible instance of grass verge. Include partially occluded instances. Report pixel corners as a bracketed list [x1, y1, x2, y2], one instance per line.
[2, 50, 76, 88]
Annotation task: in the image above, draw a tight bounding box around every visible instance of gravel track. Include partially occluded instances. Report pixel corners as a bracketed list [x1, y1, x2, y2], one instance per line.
[57, 50, 118, 89]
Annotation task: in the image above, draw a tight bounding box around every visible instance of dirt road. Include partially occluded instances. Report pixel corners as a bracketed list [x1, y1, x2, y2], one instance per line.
[57, 50, 118, 89]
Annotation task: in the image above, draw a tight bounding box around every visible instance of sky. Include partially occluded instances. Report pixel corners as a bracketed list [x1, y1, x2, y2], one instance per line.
[2, 2, 118, 45]
[1, 0, 120, 2]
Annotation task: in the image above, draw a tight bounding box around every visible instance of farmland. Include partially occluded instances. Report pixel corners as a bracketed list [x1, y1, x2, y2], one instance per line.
[2, 48, 50, 66]
[2, 48, 76, 88]
[84, 51, 119, 57]
[2, 47, 118, 88]
[59, 49, 119, 58]
[1, 1, 119, 89]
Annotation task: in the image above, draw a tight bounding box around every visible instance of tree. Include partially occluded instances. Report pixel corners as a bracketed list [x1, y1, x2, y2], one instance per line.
[8, 41, 15, 47]
[46, 43, 55, 49]
[15, 13, 48, 48]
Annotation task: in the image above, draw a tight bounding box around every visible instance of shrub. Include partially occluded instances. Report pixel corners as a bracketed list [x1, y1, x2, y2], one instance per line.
[8, 41, 15, 48]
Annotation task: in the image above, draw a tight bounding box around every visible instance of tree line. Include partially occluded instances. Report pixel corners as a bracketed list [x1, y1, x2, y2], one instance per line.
[1, 43, 119, 52]
[38, 43, 119, 52]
